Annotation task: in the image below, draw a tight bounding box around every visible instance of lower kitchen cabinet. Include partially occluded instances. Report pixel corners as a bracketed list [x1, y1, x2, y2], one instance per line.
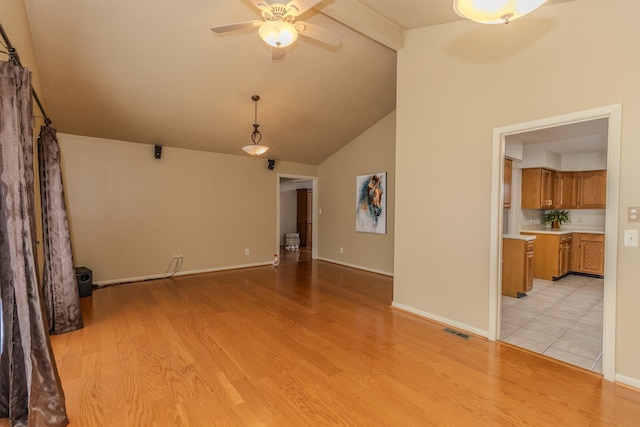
[572, 233, 605, 275]
[502, 238, 534, 298]
[521, 232, 572, 281]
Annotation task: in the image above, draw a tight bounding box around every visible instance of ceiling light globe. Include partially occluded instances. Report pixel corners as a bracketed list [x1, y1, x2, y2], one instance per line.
[258, 21, 298, 48]
[243, 144, 269, 156]
[453, 0, 547, 24]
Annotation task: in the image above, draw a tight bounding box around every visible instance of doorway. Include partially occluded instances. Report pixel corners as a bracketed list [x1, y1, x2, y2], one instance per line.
[489, 104, 622, 381]
[277, 175, 318, 262]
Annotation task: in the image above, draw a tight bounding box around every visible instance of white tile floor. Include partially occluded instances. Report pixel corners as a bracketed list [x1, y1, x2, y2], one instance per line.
[500, 274, 604, 373]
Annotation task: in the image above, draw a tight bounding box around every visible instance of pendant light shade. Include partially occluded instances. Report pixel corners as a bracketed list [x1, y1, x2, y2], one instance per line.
[243, 144, 269, 156]
[242, 95, 269, 156]
[453, 0, 547, 24]
[258, 20, 298, 48]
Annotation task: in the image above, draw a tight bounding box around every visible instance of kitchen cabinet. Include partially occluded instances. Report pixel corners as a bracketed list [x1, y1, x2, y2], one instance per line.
[503, 158, 512, 208]
[296, 188, 312, 247]
[522, 168, 606, 210]
[502, 238, 534, 298]
[577, 170, 606, 208]
[555, 172, 577, 209]
[559, 234, 572, 277]
[521, 168, 556, 209]
[571, 233, 605, 275]
[520, 232, 572, 280]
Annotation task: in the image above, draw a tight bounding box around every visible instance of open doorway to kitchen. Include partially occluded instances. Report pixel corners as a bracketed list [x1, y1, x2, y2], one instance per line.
[277, 174, 318, 263]
[489, 105, 621, 382]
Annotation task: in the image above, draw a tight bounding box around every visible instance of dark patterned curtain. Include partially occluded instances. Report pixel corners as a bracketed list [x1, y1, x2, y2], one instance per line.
[38, 125, 83, 335]
[0, 61, 69, 425]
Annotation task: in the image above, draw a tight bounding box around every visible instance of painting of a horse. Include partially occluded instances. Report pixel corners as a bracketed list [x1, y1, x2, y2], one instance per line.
[356, 173, 386, 234]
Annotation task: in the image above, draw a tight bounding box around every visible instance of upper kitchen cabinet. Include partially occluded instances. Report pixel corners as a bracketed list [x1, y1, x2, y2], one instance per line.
[555, 172, 577, 209]
[504, 158, 512, 208]
[522, 168, 606, 210]
[521, 168, 555, 209]
[577, 170, 607, 208]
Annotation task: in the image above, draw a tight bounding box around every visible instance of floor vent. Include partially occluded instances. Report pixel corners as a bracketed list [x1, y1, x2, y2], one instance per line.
[443, 328, 471, 340]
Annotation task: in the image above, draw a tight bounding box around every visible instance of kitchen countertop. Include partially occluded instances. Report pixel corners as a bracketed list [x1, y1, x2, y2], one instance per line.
[520, 228, 605, 235]
[503, 234, 537, 241]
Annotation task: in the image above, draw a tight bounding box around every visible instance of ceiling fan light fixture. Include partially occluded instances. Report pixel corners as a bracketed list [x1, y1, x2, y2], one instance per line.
[453, 0, 547, 24]
[258, 20, 298, 48]
[243, 95, 269, 156]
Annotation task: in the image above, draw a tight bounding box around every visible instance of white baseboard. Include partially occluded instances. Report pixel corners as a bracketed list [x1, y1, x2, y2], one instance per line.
[391, 302, 489, 339]
[93, 262, 272, 287]
[615, 373, 640, 390]
[316, 257, 393, 277]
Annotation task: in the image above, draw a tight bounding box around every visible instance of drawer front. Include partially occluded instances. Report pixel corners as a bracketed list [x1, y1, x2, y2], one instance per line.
[526, 241, 535, 252]
[560, 234, 573, 244]
[581, 233, 604, 242]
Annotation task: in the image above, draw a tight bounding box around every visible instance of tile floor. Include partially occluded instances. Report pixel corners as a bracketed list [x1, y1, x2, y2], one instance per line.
[500, 274, 604, 373]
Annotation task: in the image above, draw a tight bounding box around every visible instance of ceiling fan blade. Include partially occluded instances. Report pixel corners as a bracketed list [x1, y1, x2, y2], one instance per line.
[286, 0, 323, 17]
[211, 20, 262, 33]
[272, 47, 286, 61]
[295, 21, 342, 46]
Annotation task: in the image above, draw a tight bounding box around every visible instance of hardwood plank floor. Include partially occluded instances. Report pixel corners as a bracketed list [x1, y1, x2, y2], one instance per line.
[43, 257, 640, 425]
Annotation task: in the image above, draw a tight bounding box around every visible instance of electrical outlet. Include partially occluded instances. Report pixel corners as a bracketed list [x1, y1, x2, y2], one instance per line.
[339, 247, 343, 254]
[245, 248, 250, 255]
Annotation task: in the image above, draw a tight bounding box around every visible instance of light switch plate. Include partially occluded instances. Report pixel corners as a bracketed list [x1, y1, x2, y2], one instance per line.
[624, 229, 639, 247]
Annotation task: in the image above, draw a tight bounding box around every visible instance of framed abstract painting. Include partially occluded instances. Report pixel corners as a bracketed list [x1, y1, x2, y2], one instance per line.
[355, 172, 386, 234]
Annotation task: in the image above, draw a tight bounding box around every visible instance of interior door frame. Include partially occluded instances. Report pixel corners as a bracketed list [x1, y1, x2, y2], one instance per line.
[488, 104, 622, 382]
[276, 173, 318, 260]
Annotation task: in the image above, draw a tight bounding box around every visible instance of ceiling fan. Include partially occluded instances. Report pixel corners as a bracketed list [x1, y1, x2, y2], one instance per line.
[211, 0, 342, 59]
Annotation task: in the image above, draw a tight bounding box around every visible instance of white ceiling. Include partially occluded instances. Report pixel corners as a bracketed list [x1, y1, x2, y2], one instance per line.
[23, 0, 577, 164]
[508, 118, 609, 155]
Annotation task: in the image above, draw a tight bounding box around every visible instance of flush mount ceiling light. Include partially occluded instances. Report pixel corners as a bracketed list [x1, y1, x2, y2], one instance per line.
[453, 0, 548, 24]
[243, 95, 269, 156]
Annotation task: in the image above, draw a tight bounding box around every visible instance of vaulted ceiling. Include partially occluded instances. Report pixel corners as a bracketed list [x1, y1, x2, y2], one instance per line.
[23, 0, 575, 164]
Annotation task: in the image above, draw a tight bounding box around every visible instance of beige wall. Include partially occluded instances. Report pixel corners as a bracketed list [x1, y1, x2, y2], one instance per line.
[59, 134, 316, 283]
[317, 111, 395, 275]
[394, 0, 640, 382]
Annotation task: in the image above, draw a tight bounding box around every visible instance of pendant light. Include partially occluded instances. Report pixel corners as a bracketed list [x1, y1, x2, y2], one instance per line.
[453, 0, 547, 24]
[243, 95, 269, 156]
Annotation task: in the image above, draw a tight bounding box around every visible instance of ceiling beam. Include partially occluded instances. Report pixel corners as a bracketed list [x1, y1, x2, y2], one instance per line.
[318, 0, 404, 51]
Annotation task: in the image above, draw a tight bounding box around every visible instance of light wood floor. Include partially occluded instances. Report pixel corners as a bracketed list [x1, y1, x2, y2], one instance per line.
[44, 257, 640, 425]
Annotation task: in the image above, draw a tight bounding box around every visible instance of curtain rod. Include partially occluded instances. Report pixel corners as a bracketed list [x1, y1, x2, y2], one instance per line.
[0, 21, 52, 125]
